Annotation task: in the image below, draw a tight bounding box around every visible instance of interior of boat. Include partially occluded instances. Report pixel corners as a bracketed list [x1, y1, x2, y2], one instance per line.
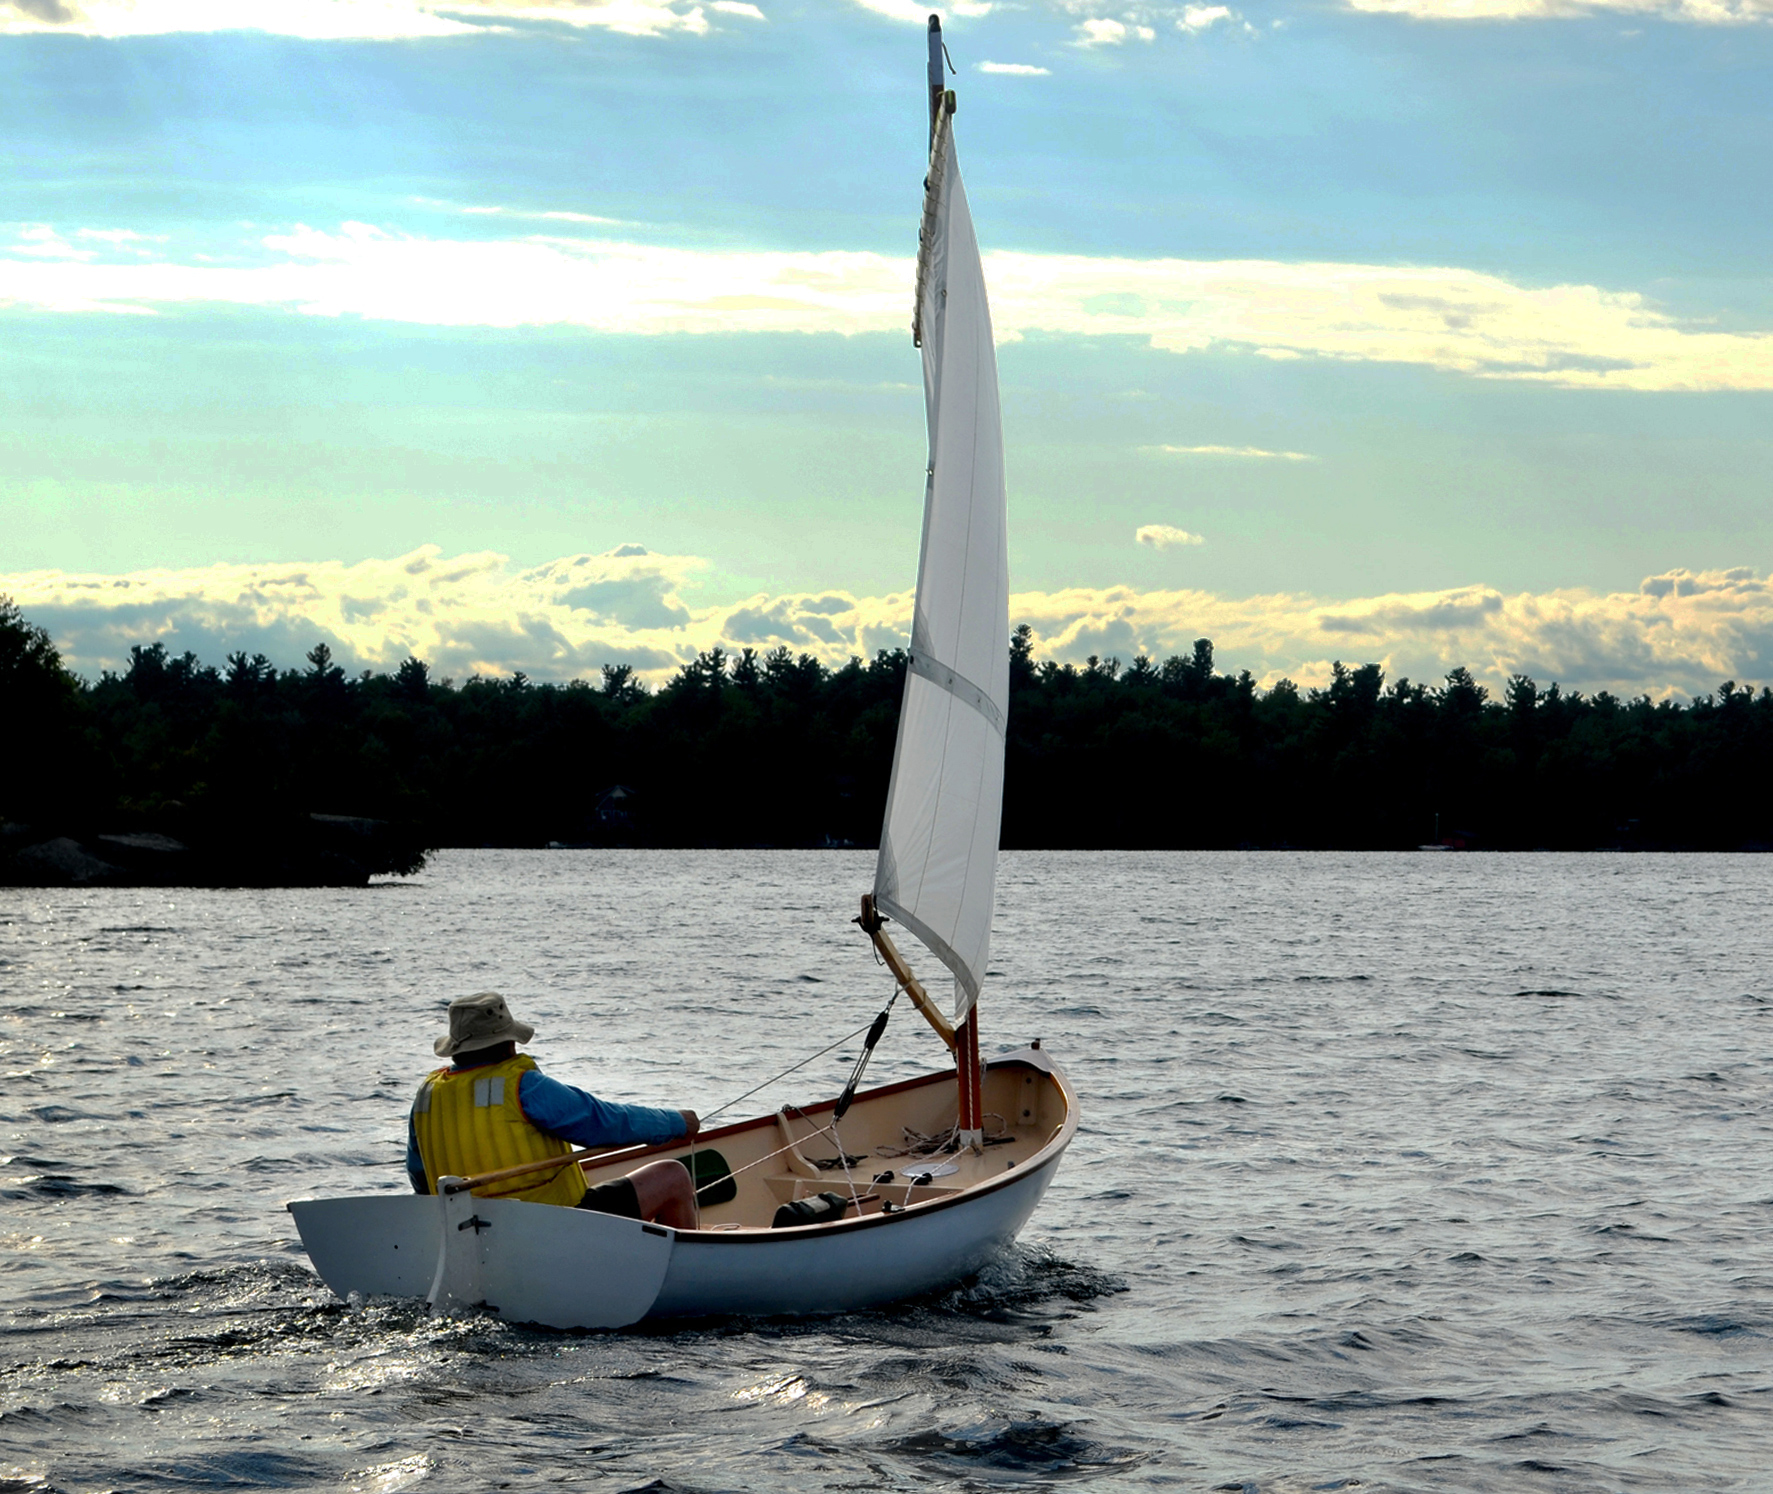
[577, 1056, 1071, 1233]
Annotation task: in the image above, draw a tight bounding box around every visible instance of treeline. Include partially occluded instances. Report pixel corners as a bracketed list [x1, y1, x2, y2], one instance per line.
[5, 597, 1773, 855]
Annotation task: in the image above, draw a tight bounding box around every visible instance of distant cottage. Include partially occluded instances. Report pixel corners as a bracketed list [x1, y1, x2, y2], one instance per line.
[594, 785, 638, 834]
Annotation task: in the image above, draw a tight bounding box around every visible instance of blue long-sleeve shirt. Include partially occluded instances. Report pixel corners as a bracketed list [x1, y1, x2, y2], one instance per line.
[406, 1066, 687, 1193]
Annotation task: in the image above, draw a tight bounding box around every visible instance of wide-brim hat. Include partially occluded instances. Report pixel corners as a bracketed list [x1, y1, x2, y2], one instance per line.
[435, 992, 534, 1058]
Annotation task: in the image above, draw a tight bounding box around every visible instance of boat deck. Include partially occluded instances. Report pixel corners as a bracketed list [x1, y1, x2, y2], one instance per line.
[579, 1055, 1068, 1234]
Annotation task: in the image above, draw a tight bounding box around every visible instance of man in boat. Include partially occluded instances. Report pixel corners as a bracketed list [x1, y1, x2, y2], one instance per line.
[407, 992, 700, 1228]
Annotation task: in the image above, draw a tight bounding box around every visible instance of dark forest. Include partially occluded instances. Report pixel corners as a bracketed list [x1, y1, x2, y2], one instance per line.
[5, 596, 1773, 881]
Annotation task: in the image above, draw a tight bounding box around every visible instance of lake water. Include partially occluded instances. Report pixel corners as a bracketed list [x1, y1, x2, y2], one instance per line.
[4, 850, 1771, 1492]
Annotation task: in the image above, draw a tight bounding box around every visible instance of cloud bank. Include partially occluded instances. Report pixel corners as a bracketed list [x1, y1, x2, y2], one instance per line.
[8, 548, 1773, 701]
[5, 221, 1772, 392]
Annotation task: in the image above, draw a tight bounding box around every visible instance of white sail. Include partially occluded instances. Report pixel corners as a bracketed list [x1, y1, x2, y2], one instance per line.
[874, 107, 1010, 1023]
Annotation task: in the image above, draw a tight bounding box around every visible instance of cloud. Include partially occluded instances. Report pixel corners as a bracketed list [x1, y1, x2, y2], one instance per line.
[1143, 443, 1317, 460]
[418, 199, 637, 227]
[1315, 588, 1504, 633]
[9, 550, 1773, 701]
[978, 60, 1051, 73]
[1008, 571, 1773, 699]
[0, 0, 732, 39]
[1177, 3, 1237, 28]
[1342, 0, 1772, 23]
[1135, 524, 1206, 549]
[1072, 16, 1156, 43]
[7, 221, 1771, 392]
[4, 546, 708, 683]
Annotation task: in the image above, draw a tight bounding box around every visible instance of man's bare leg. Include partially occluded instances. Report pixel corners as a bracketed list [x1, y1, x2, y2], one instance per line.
[629, 1159, 697, 1229]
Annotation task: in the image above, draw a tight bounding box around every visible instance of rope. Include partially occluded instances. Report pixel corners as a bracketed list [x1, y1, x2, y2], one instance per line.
[700, 1017, 877, 1126]
[829, 1117, 864, 1214]
[876, 1113, 1011, 1159]
[685, 1013, 877, 1229]
[691, 1133, 800, 1195]
[684, 999, 893, 1233]
[689, 1118, 850, 1200]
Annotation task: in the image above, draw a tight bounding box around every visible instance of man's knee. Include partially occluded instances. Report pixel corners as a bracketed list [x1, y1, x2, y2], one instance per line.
[630, 1159, 695, 1225]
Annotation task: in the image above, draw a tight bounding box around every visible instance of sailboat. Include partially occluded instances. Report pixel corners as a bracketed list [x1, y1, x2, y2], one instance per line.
[287, 18, 1076, 1329]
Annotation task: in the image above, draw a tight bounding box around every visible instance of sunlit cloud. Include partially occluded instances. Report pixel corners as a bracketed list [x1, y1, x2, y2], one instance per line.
[1342, 0, 1771, 22]
[6, 221, 1771, 393]
[7, 550, 1772, 701]
[1135, 524, 1206, 549]
[1014, 569, 1773, 699]
[6, 547, 718, 683]
[1072, 16, 1157, 43]
[978, 60, 1052, 73]
[1177, 3, 1241, 30]
[1143, 443, 1317, 460]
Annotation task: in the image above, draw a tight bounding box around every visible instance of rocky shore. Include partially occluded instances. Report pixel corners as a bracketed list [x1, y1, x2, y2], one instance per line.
[0, 814, 427, 888]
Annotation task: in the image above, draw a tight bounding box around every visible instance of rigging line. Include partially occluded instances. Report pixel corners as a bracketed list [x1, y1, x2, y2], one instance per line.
[825, 989, 898, 1217]
[691, 1135, 797, 1196]
[699, 1017, 877, 1125]
[835, 988, 899, 1115]
[831, 1117, 864, 1214]
[687, 1119, 856, 1200]
[688, 1010, 881, 1223]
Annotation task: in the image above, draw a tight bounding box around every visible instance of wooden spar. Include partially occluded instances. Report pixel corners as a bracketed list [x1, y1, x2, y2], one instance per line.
[955, 1010, 982, 1145]
[440, 1141, 641, 1196]
[856, 895, 983, 1148]
[856, 894, 956, 1051]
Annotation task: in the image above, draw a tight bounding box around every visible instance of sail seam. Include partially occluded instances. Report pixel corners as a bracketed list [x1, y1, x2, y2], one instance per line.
[907, 649, 1005, 736]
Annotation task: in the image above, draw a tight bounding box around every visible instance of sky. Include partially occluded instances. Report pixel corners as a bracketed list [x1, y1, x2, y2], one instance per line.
[1, 0, 1769, 696]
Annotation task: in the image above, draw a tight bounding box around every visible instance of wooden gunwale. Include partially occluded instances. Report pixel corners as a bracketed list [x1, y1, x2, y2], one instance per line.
[564, 1064, 962, 1179]
[590, 1056, 1077, 1245]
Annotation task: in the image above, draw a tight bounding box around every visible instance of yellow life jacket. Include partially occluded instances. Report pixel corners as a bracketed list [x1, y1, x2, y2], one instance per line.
[410, 1053, 588, 1207]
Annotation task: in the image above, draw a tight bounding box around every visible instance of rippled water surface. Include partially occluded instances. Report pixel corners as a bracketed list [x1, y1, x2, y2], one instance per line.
[4, 850, 1772, 1492]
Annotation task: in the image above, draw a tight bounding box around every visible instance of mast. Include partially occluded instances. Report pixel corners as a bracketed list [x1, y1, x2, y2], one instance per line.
[928, 14, 945, 146]
[860, 13, 1002, 1150]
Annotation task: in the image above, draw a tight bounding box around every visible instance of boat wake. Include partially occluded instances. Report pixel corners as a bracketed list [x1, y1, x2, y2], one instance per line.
[2, 1249, 1144, 1493]
[3, 1245, 1119, 1383]
[921, 1243, 1127, 1316]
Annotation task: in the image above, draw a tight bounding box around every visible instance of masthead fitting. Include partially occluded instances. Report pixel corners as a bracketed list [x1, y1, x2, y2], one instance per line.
[928, 15, 947, 143]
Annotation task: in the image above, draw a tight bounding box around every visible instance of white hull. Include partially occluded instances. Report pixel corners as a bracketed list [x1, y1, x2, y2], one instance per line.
[650, 1142, 1061, 1318]
[289, 1050, 1074, 1329]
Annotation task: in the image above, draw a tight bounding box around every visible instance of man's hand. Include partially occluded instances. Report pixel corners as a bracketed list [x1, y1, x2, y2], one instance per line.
[680, 1109, 701, 1138]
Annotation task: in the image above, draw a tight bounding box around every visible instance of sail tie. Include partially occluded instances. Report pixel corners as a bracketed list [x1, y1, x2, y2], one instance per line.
[906, 650, 1005, 735]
